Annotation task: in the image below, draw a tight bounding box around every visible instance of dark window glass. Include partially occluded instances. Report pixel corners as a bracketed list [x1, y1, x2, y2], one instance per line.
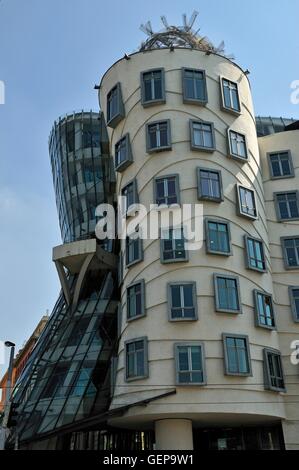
[207, 221, 230, 253]
[126, 340, 146, 379]
[148, 121, 169, 150]
[229, 130, 247, 159]
[276, 192, 299, 219]
[170, 284, 196, 319]
[115, 136, 128, 167]
[283, 238, 299, 267]
[143, 70, 163, 102]
[107, 86, 118, 122]
[162, 228, 186, 262]
[246, 238, 266, 271]
[291, 288, 299, 320]
[266, 351, 284, 390]
[156, 176, 178, 205]
[217, 277, 239, 311]
[127, 283, 143, 319]
[192, 122, 214, 148]
[184, 69, 207, 102]
[126, 230, 142, 265]
[222, 79, 240, 112]
[239, 187, 257, 218]
[270, 152, 292, 177]
[256, 292, 275, 327]
[41, 365, 69, 399]
[199, 170, 221, 200]
[177, 345, 204, 383]
[122, 181, 137, 212]
[225, 337, 250, 374]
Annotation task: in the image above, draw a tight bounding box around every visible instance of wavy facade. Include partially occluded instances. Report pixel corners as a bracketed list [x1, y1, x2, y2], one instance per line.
[99, 48, 299, 450]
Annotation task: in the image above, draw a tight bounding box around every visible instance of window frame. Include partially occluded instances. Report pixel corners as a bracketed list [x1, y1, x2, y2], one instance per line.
[222, 333, 252, 377]
[106, 82, 125, 129]
[267, 150, 294, 180]
[214, 273, 242, 314]
[160, 226, 189, 264]
[146, 119, 172, 153]
[140, 68, 166, 107]
[244, 235, 267, 273]
[236, 184, 258, 220]
[220, 77, 241, 115]
[281, 236, 299, 270]
[205, 218, 232, 256]
[154, 174, 180, 206]
[263, 348, 286, 392]
[289, 286, 299, 323]
[174, 341, 206, 385]
[126, 279, 146, 322]
[121, 178, 139, 216]
[125, 233, 143, 268]
[167, 281, 198, 322]
[124, 337, 148, 382]
[227, 129, 248, 161]
[114, 133, 133, 172]
[253, 289, 276, 330]
[190, 119, 216, 152]
[197, 167, 224, 202]
[182, 68, 208, 105]
[274, 191, 299, 221]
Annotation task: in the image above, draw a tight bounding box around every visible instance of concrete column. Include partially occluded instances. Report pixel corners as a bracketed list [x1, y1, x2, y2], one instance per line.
[282, 420, 299, 450]
[155, 419, 193, 450]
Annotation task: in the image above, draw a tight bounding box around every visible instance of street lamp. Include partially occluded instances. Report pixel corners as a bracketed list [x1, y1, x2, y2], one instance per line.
[0, 340, 15, 450]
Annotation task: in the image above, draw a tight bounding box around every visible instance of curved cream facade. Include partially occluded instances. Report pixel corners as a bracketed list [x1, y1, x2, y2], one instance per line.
[99, 49, 290, 447]
[259, 130, 299, 450]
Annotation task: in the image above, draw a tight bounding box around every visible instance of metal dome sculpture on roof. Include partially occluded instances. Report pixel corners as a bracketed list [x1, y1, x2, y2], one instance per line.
[139, 11, 235, 60]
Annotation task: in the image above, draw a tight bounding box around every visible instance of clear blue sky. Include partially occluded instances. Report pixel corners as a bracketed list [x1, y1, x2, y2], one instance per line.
[0, 0, 298, 373]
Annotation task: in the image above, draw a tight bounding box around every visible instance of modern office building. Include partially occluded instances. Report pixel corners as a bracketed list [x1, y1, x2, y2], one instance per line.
[0, 315, 48, 414]
[6, 20, 299, 450]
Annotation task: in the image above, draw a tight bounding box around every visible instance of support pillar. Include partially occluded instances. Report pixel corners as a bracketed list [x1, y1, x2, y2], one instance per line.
[155, 419, 193, 450]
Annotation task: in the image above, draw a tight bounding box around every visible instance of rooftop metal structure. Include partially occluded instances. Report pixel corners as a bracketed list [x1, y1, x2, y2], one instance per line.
[139, 11, 234, 60]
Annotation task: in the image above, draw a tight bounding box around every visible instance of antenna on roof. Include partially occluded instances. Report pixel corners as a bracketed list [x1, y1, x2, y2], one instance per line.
[187, 10, 199, 30]
[161, 15, 169, 29]
[140, 20, 153, 36]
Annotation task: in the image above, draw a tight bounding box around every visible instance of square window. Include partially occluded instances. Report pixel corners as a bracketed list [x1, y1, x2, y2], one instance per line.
[114, 134, 133, 172]
[175, 342, 206, 384]
[223, 334, 251, 376]
[274, 191, 299, 221]
[154, 175, 180, 206]
[214, 274, 242, 314]
[141, 69, 165, 107]
[190, 120, 215, 151]
[289, 286, 299, 323]
[197, 168, 223, 201]
[127, 280, 145, 321]
[228, 130, 248, 160]
[161, 227, 188, 263]
[237, 185, 258, 219]
[263, 349, 285, 392]
[168, 282, 197, 321]
[205, 219, 232, 255]
[126, 229, 143, 267]
[245, 236, 266, 272]
[268, 151, 294, 179]
[221, 78, 241, 114]
[182, 68, 208, 104]
[107, 83, 125, 128]
[125, 337, 148, 381]
[146, 120, 171, 152]
[254, 290, 276, 329]
[281, 237, 299, 269]
[121, 179, 138, 215]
